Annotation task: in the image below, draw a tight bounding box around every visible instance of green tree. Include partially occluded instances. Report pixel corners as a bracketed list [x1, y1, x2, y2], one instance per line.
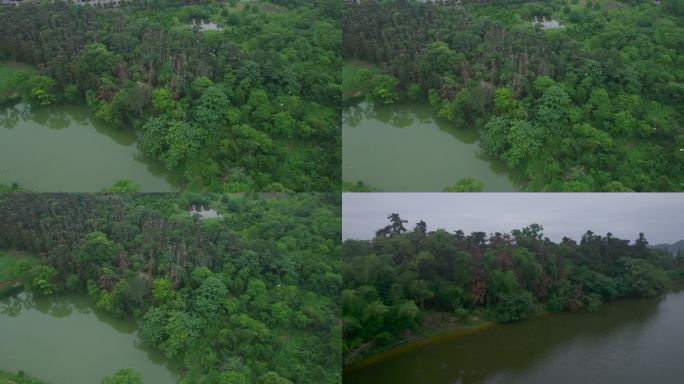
[75, 43, 119, 90]
[585, 88, 611, 128]
[27, 76, 57, 106]
[218, 371, 251, 384]
[502, 120, 544, 168]
[101, 180, 140, 193]
[102, 369, 142, 384]
[193, 275, 229, 325]
[152, 277, 177, 306]
[408, 279, 433, 309]
[418, 42, 461, 87]
[369, 74, 400, 104]
[494, 87, 526, 120]
[151, 88, 181, 117]
[141, 307, 201, 358]
[443, 178, 484, 192]
[532, 75, 555, 95]
[258, 372, 293, 384]
[617, 258, 670, 298]
[24, 265, 59, 295]
[74, 232, 121, 280]
[492, 291, 538, 322]
[140, 117, 202, 170]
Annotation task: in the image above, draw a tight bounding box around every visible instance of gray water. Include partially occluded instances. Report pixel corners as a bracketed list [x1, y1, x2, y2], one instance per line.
[0, 292, 179, 383]
[345, 290, 684, 384]
[0, 103, 177, 192]
[343, 102, 519, 191]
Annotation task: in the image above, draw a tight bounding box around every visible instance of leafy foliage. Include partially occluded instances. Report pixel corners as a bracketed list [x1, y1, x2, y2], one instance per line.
[343, 1, 684, 191]
[442, 178, 485, 192]
[343, 214, 680, 362]
[0, 193, 341, 383]
[102, 369, 142, 384]
[101, 180, 141, 193]
[0, 370, 48, 384]
[0, 1, 341, 191]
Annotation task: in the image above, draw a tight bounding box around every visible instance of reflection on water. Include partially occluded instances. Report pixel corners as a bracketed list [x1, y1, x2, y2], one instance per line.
[0, 103, 178, 192]
[345, 292, 684, 384]
[0, 292, 179, 383]
[344, 102, 479, 143]
[343, 102, 519, 191]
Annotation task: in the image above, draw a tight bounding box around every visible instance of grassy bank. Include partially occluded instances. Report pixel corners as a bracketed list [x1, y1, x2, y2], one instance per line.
[0, 250, 36, 298]
[344, 311, 493, 369]
[0, 250, 37, 280]
[342, 59, 381, 103]
[0, 62, 32, 106]
[0, 370, 48, 384]
[345, 288, 684, 371]
[0, 62, 25, 90]
[0, 183, 25, 192]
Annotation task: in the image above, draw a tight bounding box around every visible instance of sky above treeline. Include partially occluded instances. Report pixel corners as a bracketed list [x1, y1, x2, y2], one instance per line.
[342, 193, 684, 245]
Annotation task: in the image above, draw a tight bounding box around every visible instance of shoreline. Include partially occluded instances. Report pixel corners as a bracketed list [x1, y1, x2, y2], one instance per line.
[344, 318, 495, 372]
[344, 288, 684, 373]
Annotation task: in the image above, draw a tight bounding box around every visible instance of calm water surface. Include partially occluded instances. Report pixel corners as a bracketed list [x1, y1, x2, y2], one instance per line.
[0, 103, 177, 192]
[345, 290, 684, 384]
[0, 292, 179, 383]
[343, 102, 519, 191]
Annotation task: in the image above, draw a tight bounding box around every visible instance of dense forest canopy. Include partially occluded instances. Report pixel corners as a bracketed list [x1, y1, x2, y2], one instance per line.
[0, 0, 341, 192]
[342, 214, 684, 363]
[0, 193, 341, 384]
[343, 0, 684, 191]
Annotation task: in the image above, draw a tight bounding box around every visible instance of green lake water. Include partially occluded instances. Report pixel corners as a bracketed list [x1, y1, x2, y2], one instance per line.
[0, 103, 176, 192]
[0, 292, 179, 383]
[342, 102, 519, 192]
[344, 290, 684, 384]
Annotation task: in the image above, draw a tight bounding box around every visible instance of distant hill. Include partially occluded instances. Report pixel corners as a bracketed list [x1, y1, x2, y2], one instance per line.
[652, 239, 684, 255]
